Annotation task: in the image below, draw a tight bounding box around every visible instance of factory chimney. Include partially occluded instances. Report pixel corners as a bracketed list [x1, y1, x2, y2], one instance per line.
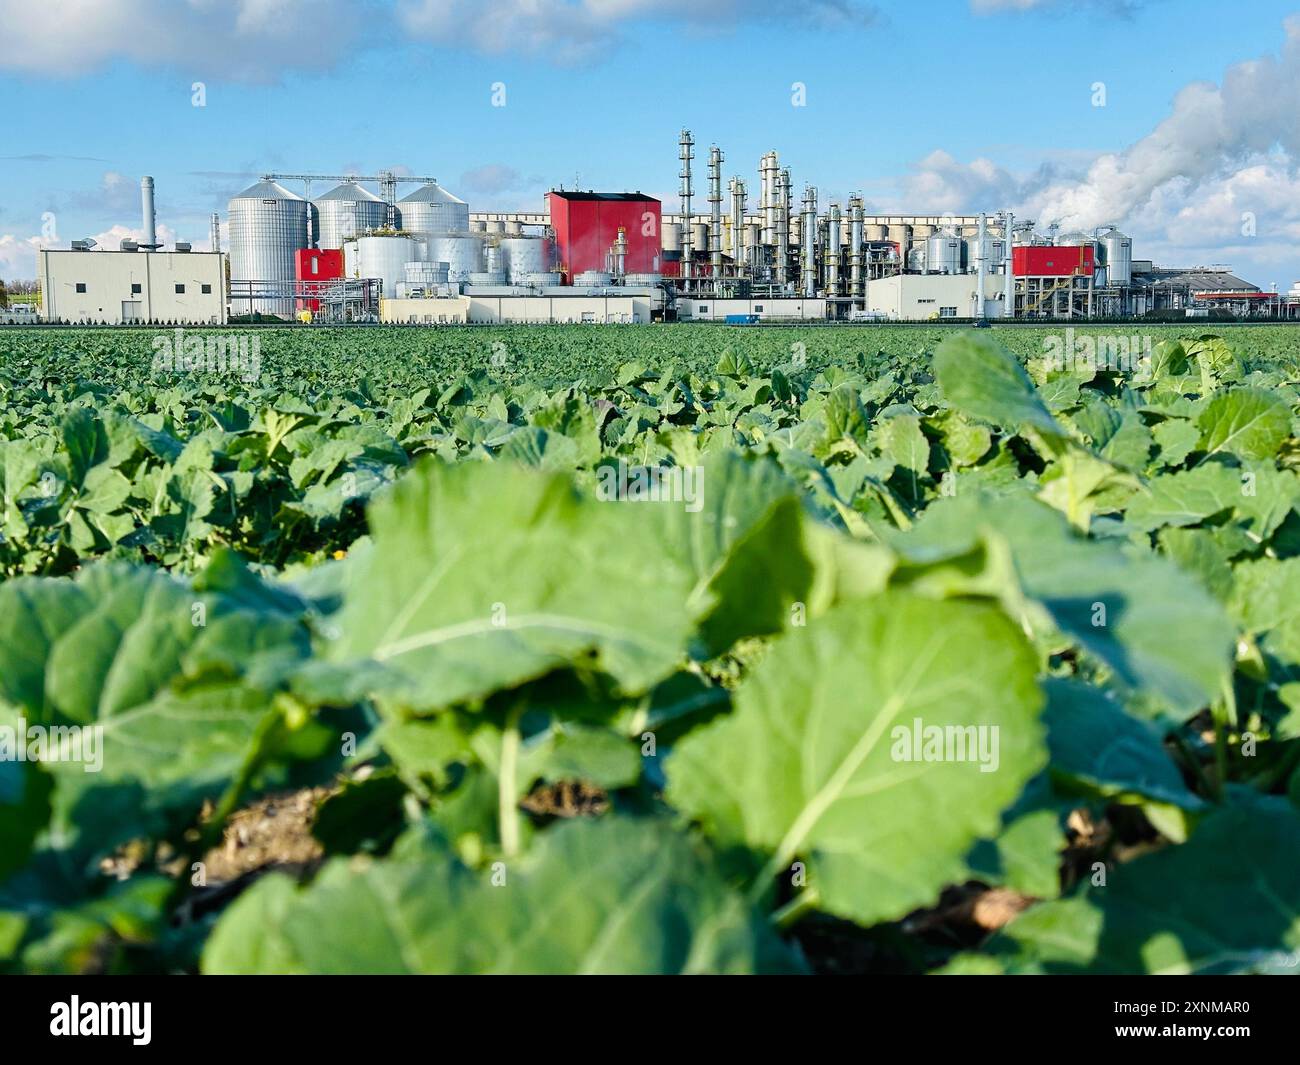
[801, 185, 817, 298]
[1003, 211, 1015, 318]
[974, 211, 986, 320]
[210, 212, 221, 254]
[777, 167, 792, 289]
[141, 176, 157, 249]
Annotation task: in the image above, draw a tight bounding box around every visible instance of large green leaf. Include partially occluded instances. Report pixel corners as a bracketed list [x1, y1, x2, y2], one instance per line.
[202, 817, 805, 974]
[934, 333, 1064, 440]
[1197, 387, 1291, 460]
[332, 460, 696, 709]
[667, 591, 1046, 925]
[989, 802, 1300, 974]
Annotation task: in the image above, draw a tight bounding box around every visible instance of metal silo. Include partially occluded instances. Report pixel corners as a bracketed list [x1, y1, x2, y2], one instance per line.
[398, 181, 470, 237]
[228, 178, 310, 317]
[1102, 229, 1132, 285]
[313, 181, 387, 249]
[661, 222, 682, 253]
[887, 223, 912, 260]
[926, 231, 962, 274]
[865, 224, 887, 242]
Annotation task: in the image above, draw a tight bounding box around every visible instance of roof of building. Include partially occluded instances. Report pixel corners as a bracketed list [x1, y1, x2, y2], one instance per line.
[1138, 268, 1259, 292]
[548, 191, 660, 203]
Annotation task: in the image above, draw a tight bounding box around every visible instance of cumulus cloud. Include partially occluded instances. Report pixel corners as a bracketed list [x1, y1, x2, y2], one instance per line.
[0, 0, 877, 78]
[0, 234, 43, 281]
[886, 18, 1300, 282]
[0, 0, 373, 82]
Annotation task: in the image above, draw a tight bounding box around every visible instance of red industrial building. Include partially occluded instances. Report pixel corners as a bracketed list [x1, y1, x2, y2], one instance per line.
[1013, 245, 1094, 277]
[547, 191, 662, 282]
[295, 248, 343, 312]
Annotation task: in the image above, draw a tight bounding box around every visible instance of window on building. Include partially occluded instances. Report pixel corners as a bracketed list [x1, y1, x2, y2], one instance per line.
[201, 284, 212, 294]
[75, 283, 87, 293]
[939, 306, 958, 318]
[917, 298, 935, 304]
[754, 305, 764, 312]
[131, 283, 142, 294]
[175, 284, 185, 294]
[699, 305, 709, 314]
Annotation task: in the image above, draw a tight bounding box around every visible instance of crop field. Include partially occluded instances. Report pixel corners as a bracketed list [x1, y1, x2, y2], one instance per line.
[2, 321, 1300, 974]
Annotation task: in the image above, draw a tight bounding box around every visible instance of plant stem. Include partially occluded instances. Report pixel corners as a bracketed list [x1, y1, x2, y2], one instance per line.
[499, 701, 524, 860]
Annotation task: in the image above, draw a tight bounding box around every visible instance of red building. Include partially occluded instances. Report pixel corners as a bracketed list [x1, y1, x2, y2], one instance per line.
[547, 191, 662, 282]
[1013, 245, 1094, 277]
[295, 248, 343, 312]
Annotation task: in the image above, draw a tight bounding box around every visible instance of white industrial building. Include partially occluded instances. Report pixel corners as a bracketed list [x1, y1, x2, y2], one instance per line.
[677, 297, 828, 321]
[39, 249, 227, 324]
[380, 286, 664, 325]
[864, 274, 1008, 321]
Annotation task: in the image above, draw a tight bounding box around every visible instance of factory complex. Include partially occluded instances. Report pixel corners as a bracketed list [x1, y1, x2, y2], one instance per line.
[27, 133, 1300, 326]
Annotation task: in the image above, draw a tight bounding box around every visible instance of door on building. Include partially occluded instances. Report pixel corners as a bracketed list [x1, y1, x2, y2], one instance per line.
[121, 301, 143, 323]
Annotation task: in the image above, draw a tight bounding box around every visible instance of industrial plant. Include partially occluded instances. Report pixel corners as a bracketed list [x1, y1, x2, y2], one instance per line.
[28, 130, 1300, 326]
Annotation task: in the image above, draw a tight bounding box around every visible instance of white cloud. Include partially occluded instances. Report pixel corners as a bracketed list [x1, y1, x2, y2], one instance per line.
[0, 0, 370, 82]
[0, 234, 43, 280]
[0, 0, 877, 78]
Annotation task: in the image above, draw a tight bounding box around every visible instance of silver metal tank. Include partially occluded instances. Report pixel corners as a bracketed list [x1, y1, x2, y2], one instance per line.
[520, 272, 563, 287]
[354, 235, 423, 299]
[865, 224, 887, 241]
[398, 181, 470, 237]
[429, 235, 484, 281]
[504, 220, 523, 235]
[486, 220, 506, 235]
[927, 231, 962, 274]
[499, 236, 554, 282]
[575, 270, 615, 288]
[312, 181, 387, 249]
[661, 222, 682, 253]
[228, 178, 310, 317]
[405, 260, 450, 285]
[467, 271, 506, 286]
[624, 273, 662, 286]
[1102, 229, 1132, 285]
[692, 222, 709, 253]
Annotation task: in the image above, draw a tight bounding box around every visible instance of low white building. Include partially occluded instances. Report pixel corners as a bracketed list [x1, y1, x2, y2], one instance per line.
[39, 249, 227, 324]
[677, 297, 828, 321]
[865, 273, 1008, 320]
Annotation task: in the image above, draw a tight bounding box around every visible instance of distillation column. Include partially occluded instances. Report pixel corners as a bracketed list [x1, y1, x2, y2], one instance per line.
[848, 196, 864, 302]
[708, 145, 724, 281]
[777, 167, 792, 289]
[679, 130, 695, 284]
[801, 186, 818, 298]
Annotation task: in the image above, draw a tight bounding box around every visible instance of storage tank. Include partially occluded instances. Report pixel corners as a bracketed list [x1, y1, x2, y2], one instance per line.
[520, 272, 563, 287]
[228, 178, 311, 317]
[887, 224, 912, 260]
[486, 220, 506, 235]
[692, 222, 709, 253]
[661, 222, 682, 253]
[504, 220, 523, 235]
[312, 181, 387, 249]
[1102, 229, 1132, 285]
[405, 261, 450, 286]
[467, 271, 507, 286]
[398, 181, 470, 237]
[499, 235, 555, 282]
[624, 273, 663, 287]
[926, 231, 962, 274]
[865, 224, 887, 241]
[575, 270, 615, 288]
[429, 235, 484, 281]
[353, 234, 423, 299]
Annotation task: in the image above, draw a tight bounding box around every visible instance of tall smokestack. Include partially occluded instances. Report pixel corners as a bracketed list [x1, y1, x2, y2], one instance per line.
[141, 176, 157, 248]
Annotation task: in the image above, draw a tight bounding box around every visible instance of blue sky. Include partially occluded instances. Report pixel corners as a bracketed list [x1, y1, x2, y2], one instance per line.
[3, 0, 1299, 289]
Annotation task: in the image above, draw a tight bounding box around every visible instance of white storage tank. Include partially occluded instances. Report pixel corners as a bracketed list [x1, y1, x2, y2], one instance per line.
[575, 270, 615, 288]
[520, 272, 563, 287]
[467, 271, 507, 286]
[312, 181, 387, 249]
[661, 222, 682, 253]
[499, 236, 555, 282]
[429, 235, 484, 281]
[352, 235, 424, 299]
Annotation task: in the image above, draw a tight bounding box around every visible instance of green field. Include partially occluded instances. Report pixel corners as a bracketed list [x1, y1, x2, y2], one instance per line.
[2, 322, 1300, 974]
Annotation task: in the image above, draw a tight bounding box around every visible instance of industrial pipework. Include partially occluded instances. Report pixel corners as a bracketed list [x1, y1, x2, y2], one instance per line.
[708, 145, 724, 278]
[826, 202, 842, 297]
[801, 185, 818, 298]
[679, 130, 695, 281]
[778, 166, 792, 289]
[730, 176, 746, 272]
[848, 196, 864, 299]
[975, 211, 987, 320]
